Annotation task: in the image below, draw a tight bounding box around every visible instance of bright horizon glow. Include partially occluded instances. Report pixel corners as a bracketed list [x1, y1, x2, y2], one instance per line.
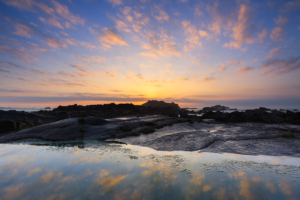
[0, 0, 300, 109]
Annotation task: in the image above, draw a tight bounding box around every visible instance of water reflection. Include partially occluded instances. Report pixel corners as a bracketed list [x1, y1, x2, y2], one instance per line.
[0, 141, 299, 200]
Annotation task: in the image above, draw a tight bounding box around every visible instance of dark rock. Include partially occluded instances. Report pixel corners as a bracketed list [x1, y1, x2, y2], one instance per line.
[120, 126, 133, 132]
[84, 116, 106, 125]
[54, 111, 69, 121]
[228, 112, 244, 123]
[201, 111, 229, 122]
[0, 120, 16, 134]
[34, 118, 42, 126]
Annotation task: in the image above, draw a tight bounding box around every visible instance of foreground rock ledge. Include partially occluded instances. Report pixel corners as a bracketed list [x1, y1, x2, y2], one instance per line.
[0, 115, 300, 157]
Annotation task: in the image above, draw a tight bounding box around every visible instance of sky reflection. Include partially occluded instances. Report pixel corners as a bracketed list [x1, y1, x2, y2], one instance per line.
[0, 141, 299, 199]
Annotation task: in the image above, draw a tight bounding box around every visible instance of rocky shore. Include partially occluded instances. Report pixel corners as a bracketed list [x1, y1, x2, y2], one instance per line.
[0, 101, 300, 157]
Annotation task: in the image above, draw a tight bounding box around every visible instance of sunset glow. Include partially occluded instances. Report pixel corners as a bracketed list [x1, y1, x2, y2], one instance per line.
[0, 0, 300, 108]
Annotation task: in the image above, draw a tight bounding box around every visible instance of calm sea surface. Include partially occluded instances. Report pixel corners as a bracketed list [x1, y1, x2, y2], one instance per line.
[0, 141, 300, 200]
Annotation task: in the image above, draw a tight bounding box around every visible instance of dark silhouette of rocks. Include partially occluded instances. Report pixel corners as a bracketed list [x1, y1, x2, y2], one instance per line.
[202, 105, 230, 112]
[141, 100, 180, 109]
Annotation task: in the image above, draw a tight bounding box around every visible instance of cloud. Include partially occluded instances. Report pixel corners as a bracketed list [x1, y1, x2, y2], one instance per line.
[40, 172, 63, 184]
[199, 30, 209, 37]
[222, 41, 240, 49]
[236, 66, 254, 73]
[219, 64, 227, 72]
[72, 55, 106, 63]
[0, 68, 10, 73]
[267, 47, 281, 59]
[0, 45, 37, 61]
[65, 38, 96, 50]
[227, 60, 244, 65]
[180, 77, 190, 81]
[270, 27, 283, 41]
[182, 21, 201, 50]
[154, 6, 170, 23]
[141, 28, 181, 57]
[2, 0, 84, 28]
[28, 68, 52, 75]
[140, 52, 158, 59]
[107, 0, 122, 6]
[274, 16, 288, 25]
[129, 72, 143, 79]
[260, 56, 300, 76]
[39, 78, 86, 87]
[232, 4, 255, 44]
[99, 28, 128, 46]
[202, 76, 217, 82]
[39, 17, 64, 29]
[198, 54, 211, 58]
[70, 65, 87, 73]
[52, 0, 85, 25]
[46, 38, 68, 49]
[282, 1, 300, 12]
[11, 22, 68, 49]
[258, 29, 268, 43]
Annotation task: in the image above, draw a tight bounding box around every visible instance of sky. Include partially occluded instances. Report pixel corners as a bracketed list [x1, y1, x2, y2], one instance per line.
[0, 0, 300, 109]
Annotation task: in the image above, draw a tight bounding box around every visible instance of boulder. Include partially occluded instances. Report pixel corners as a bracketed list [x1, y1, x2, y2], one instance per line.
[228, 112, 244, 123]
[0, 120, 16, 134]
[84, 116, 107, 125]
[54, 111, 70, 121]
[34, 118, 42, 126]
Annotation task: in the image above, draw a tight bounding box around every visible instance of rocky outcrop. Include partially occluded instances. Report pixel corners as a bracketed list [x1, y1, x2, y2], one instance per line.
[141, 100, 180, 109]
[198, 109, 299, 124]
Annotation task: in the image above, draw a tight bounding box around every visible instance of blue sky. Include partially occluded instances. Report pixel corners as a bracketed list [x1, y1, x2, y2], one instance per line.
[0, 0, 300, 108]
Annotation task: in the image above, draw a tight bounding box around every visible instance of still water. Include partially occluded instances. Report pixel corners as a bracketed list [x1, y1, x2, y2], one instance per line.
[0, 140, 299, 200]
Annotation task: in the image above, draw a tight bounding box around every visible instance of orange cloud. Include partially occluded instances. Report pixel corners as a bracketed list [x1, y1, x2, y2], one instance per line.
[154, 6, 170, 23]
[40, 171, 63, 183]
[232, 5, 255, 44]
[72, 55, 106, 63]
[99, 28, 128, 46]
[202, 76, 217, 82]
[222, 41, 240, 49]
[227, 60, 244, 65]
[236, 66, 254, 73]
[46, 38, 68, 49]
[140, 52, 158, 59]
[182, 20, 201, 49]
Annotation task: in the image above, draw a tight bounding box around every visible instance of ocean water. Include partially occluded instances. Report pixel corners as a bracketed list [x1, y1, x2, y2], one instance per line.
[0, 141, 299, 200]
[0, 107, 52, 112]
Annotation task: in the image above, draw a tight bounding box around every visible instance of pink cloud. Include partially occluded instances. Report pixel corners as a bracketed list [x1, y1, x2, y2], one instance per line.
[46, 38, 68, 49]
[72, 55, 106, 63]
[232, 5, 255, 44]
[202, 76, 217, 82]
[52, 0, 85, 25]
[261, 56, 300, 76]
[270, 27, 283, 41]
[99, 28, 128, 46]
[267, 48, 281, 59]
[274, 16, 288, 25]
[236, 66, 254, 74]
[154, 6, 170, 23]
[258, 29, 268, 43]
[107, 0, 122, 6]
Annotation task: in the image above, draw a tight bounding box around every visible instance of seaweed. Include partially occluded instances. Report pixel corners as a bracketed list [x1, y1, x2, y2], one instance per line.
[180, 168, 191, 174]
[129, 155, 138, 159]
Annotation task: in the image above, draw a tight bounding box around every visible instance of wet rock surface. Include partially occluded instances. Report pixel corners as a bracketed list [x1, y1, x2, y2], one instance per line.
[1, 107, 300, 157]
